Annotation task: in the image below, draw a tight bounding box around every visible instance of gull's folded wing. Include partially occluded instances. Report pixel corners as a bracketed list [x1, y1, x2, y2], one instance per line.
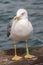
[7, 20, 13, 37]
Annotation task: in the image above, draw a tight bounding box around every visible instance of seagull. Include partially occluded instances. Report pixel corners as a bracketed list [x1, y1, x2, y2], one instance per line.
[7, 9, 35, 61]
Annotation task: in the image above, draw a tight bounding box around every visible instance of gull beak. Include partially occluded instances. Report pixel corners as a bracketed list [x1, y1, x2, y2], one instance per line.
[14, 16, 20, 20]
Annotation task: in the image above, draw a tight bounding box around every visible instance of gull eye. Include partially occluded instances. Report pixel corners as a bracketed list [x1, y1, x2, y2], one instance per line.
[21, 12, 25, 15]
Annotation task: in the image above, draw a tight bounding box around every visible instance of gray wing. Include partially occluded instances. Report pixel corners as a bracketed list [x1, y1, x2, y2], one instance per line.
[7, 19, 13, 37]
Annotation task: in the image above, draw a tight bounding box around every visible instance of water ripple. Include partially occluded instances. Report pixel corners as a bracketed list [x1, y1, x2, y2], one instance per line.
[0, 0, 43, 50]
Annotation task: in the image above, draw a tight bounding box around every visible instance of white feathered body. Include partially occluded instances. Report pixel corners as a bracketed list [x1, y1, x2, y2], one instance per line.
[9, 19, 33, 41]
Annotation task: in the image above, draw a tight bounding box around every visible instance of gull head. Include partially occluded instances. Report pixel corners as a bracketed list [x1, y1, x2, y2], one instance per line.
[14, 9, 28, 20]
